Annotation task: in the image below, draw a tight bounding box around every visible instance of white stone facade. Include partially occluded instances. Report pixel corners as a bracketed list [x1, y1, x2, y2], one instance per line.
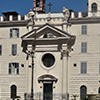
[0, 0, 100, 100]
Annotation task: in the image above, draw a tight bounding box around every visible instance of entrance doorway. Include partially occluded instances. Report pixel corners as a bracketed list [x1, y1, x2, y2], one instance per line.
[43, 83, 53, 100]
[38, 74, 58, 100]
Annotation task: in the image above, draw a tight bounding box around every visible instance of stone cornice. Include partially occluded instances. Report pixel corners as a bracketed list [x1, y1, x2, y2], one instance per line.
[0, 17, 100, 27]
[0, 20, 28, 27]
[69, 17, 100, 24]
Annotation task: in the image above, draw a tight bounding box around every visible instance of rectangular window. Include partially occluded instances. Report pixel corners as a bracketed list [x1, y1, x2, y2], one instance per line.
[81, 42, 87, 53]
[81, 62, 87, 74]
[10, 28, 19, 38]
[12, 44, 17, 56]
[9, 63, 19, 74]
[81, 25, 87, 35]
[0, 45, 2, 55]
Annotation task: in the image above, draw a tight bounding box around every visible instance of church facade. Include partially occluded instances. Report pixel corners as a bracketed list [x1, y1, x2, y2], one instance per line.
[0, 0, 100, 100]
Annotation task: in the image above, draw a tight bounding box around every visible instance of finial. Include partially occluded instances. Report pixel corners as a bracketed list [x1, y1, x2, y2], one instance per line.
[48, 2, 52, 12]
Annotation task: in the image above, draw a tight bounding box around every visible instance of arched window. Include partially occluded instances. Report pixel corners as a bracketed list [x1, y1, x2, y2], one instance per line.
[11, 85, 17, 99]
[80, 85, 87, 100]
[91, 3, 98, 12]
[98, 87, 100, 93]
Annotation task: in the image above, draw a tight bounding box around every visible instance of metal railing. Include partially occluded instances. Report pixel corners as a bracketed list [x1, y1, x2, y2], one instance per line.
[24, 93, 68, 100]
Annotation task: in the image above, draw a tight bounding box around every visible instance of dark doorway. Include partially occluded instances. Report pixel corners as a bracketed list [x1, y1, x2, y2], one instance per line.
[80, 85, 87, 100]
[43, 83, 53, 100]
[11, 85, 17, 99]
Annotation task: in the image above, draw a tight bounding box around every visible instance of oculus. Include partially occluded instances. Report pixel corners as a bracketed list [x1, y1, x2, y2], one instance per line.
[42, 53, 55, 68]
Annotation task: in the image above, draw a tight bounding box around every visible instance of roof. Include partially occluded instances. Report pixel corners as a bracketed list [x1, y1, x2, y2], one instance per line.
[2, 11, 19, 16]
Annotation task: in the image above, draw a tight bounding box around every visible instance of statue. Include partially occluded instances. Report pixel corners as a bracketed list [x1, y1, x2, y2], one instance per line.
[63, 7, 70, 22]
[27, 9, 35, 25]
[27, 9, 35, 30]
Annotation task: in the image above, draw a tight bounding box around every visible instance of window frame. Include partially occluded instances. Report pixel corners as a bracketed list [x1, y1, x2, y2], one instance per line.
[91, 3, 98, 12]
[81, 25, 87, 35]
[81, 42, 87, 53]
[10, 28, 19, 38]
[9, 62, 19, 75]
[12, 44, 17, 56]
[80, 62, 87, 74]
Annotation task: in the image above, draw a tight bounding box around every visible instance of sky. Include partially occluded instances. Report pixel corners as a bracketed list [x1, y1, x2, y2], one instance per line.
[0, 0, 88, 15]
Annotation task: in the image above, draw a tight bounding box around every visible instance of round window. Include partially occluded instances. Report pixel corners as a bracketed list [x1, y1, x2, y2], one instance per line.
[42, 53, 55, 68]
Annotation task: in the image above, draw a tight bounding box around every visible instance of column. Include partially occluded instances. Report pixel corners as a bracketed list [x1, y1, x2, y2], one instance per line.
[27, 45, 33, 95]
[28, 56, 32, 93]
[62, 50, 69, 100]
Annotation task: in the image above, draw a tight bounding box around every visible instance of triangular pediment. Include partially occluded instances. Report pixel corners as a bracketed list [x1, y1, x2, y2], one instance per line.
[21, 23, 76, 50]
[21, 23, 71, 39]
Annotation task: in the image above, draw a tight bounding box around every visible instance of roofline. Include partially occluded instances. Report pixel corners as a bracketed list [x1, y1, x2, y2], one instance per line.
[69, 17, 100, 24]
[0, 17, 100, 27]
[0, 20, 28, 27]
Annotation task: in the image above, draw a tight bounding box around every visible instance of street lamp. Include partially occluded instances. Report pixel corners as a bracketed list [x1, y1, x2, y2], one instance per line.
[30, 51, 34, 100]
[26, 9, 35, 100]
[26, 50, 35, 100]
